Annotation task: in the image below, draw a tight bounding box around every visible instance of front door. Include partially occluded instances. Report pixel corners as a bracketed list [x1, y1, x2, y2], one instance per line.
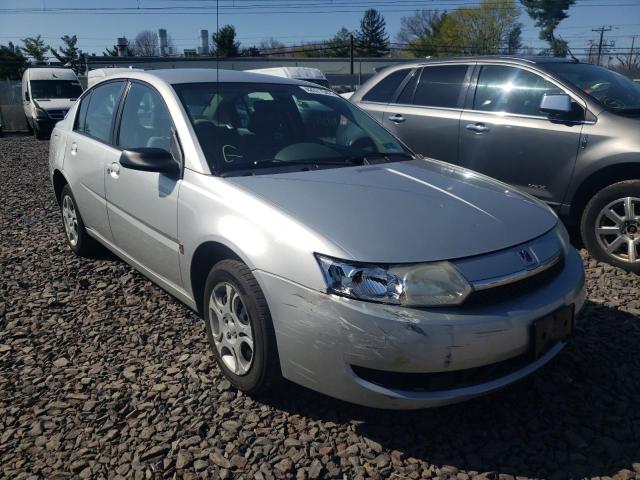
[458, 65, 584, 205]
[104, 81, 183, 288]
[383, 64, 472, 165]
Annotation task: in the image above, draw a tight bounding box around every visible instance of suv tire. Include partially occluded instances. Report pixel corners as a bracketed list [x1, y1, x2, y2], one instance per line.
[581, 180, 640, 273]
[203, 259, 281, 394]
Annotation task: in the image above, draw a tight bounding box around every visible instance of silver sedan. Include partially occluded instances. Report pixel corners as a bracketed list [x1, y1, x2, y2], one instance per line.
[49, 69, 585, 409]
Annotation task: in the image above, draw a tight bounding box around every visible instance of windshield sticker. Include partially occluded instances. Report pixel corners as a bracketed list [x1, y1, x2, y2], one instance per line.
[299, 86, 337, 96]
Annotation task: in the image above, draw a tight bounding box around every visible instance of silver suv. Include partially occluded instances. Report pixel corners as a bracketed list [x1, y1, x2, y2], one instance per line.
[351, 57, 640, 272]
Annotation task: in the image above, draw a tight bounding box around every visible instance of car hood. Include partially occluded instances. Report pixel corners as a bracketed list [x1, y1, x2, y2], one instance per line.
[34, 98, 77, 110]
[227, 159, 558, 263]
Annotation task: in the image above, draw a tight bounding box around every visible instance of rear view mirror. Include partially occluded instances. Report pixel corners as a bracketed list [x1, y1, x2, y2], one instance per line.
[119, 148, 179, 175]
[540, 93, 572, 115]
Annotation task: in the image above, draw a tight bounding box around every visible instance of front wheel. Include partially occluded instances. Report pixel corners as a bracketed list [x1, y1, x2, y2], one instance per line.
[203, 259, 281, 394]
[581, 180, 640, 272]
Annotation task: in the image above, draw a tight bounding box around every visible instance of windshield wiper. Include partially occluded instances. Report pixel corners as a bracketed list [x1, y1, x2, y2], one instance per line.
[344, 152, 414, 165]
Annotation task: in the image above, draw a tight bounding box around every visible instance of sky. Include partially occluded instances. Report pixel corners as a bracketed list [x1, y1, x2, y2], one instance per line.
[0, 0, 639, 58]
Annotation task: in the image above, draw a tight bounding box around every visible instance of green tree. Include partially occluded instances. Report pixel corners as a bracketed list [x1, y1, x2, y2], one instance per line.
[356, 9, 389, 57]
[397, 10, 447, 57]
[241, 46, 261, 57]
[506, 22, 523, 54]
[21, 35, 49, 61]
[50, 35, 82, 72]
[520, 0, 575, 56]
[212, 25, 240, 58]
[0, 42, 27, 80]
[437, 0, 520, 55]
[103, 43, 134, 57]
[327, 27, 352, 57]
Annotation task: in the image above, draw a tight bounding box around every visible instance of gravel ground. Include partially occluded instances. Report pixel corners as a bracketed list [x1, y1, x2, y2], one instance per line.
[1, 135, 640, 480]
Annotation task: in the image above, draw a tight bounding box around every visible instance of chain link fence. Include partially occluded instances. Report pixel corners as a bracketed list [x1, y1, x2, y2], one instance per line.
[0, 79, 28, 133]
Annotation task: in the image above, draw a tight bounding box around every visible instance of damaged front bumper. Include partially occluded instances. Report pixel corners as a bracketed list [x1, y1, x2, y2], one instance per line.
[254, 247, 586, 409]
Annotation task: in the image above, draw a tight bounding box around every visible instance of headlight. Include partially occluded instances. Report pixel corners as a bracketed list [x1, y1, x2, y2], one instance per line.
[315, 254, 472, 307]
[555, 221, 571, 256]
[35, 107, 49, 119]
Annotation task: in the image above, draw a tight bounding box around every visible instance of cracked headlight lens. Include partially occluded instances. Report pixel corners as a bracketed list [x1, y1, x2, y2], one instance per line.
[315, 254, 472, 307]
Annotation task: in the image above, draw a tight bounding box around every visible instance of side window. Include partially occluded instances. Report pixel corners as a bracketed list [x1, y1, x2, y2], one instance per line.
[118, 83, 172, 151]
[83, 82, 124, 143]
[396, 69, 420, 104]
[74, 91, 92, 133]
[473, 65, 563, 117]
[362, 69, 410, 103]
[412, 65, 469, 108]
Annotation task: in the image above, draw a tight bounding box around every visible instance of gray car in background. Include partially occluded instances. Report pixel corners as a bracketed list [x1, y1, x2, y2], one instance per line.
[49, 69, 585, 409]
[351, 57, 640, 272]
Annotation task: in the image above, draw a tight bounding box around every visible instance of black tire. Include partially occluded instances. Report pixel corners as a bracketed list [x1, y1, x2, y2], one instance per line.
[34, 125, 47, 140]
[203, 259, 281, 394]
[581, 180, 640, 273]
[59, 185, 101, 257]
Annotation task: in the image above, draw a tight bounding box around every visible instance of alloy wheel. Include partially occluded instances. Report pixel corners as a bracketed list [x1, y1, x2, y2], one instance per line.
[595, 196, 640, 264]
[62, 195, 79, 247]
[208, 282, 255, 375]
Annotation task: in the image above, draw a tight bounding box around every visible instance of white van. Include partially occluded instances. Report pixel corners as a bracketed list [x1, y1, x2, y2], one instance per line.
[87, 67, 143, 88]
[246, 67, 330, 88]
[22, 67, 83, 139]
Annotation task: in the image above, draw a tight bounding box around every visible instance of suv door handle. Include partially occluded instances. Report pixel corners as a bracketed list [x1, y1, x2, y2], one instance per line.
[388, 114, 406, 123]
[465, 123, 490, 133]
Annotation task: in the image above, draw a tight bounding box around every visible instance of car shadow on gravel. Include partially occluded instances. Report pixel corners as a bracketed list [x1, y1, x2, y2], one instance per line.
[259, 300, 640, 478]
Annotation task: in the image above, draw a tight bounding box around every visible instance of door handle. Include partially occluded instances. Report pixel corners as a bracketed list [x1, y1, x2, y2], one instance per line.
[465, 123, 490, 133]
[70, 143, 78, 155]
[107, 162, 121, 177]
[388, 114, 406, 123]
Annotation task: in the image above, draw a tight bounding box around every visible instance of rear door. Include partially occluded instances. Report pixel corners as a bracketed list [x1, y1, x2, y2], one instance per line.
[105, 81, 183, 288]
[458, 64, 584, 205]
[356, 68, 413, 123]
[62, 80, 125, 243]
[383, 64, 472, 165]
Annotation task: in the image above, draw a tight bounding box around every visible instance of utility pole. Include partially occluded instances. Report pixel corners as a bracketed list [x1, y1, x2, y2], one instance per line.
[349, 34, 354, 75]
[592, 25, 612, 66]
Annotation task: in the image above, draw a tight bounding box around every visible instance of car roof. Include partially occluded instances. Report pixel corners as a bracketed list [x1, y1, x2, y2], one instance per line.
[107, 68, 309, 86]
[26, 67, 78, 81]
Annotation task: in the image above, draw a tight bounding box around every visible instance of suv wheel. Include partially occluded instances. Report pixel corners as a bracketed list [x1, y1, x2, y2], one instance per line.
[60, 185, 100, 256]
[203, 259, 281, 394]
[581, 180, 640, 272]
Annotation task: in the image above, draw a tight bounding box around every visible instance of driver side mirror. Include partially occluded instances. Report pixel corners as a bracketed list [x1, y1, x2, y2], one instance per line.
[539, 93, 572, 115]
[24, 91, 30, 102]
[119, 148, 179, 176]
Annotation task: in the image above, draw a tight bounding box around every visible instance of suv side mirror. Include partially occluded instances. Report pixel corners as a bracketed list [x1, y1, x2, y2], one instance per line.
[540, 93, 572, 115]
[119, 148, 179, 175]
[24, 91, 30, 101]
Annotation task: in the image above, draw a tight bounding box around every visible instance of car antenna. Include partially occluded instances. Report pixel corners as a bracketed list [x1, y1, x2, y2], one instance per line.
[560, 36, 580, 63]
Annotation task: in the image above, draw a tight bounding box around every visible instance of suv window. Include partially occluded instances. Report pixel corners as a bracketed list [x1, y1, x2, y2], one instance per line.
[362, 69, 410, 103]
[473, 65, 563, 117]
[118, 82, 172, 151]
[82, 81, 124, 143]
[413, 65, 468, 108]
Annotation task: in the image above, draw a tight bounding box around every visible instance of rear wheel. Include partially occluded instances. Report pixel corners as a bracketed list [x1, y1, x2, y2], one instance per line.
[203, 259, 281, 394]
[60, 185, 101, 256]
[581, 180, 640, 272]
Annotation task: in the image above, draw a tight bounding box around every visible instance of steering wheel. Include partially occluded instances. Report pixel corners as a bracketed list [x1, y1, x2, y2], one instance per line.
[601, 96, 625, 109]
[222, 145, 243, 163]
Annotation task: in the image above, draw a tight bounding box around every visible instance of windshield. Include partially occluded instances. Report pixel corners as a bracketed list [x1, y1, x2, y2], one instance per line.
[174, 82, 411, 176]
[545, 63, 640, 113]
[30, 79, 83, 99]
